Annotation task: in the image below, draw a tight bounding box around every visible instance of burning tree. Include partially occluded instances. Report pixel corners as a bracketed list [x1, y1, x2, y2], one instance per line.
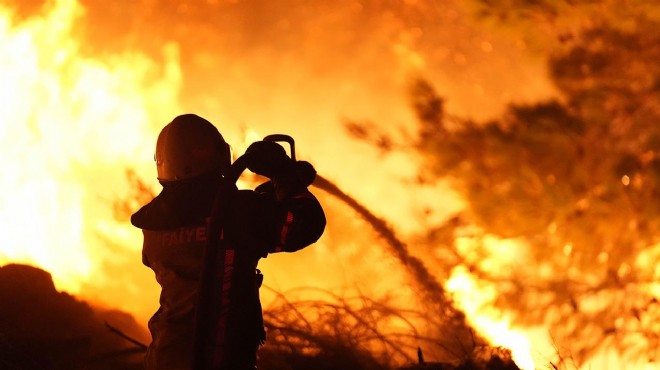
[351, 0, 660, 365]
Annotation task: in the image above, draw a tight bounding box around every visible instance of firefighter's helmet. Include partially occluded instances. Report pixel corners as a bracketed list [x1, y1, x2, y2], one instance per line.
[155, 114, 230, 183]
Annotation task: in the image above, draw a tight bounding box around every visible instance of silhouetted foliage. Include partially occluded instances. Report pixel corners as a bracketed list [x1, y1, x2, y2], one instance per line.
[258, 287, 519, 370]
[347, 1, 660, 366]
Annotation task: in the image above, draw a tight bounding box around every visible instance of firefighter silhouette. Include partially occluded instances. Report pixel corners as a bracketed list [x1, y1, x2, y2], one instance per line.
[131, 114, 326, 370]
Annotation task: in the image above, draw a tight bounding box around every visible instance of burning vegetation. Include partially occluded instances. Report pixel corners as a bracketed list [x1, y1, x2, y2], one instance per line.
[1, 0, 659, 369]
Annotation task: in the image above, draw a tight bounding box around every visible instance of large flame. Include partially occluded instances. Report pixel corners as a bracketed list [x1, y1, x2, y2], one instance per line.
[444, 235, 541, 370]
[0, 0, 179, 297]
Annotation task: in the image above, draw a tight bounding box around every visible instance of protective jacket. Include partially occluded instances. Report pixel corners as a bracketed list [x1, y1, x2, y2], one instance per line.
[131, 174, 325, 370]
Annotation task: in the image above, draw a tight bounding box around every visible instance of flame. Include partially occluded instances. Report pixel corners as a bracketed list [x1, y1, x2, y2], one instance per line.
[447, 266, 536, 370]
[445, 235, 540, 369]
[1, 1, 653, 369]
[0, 0, 181, 298]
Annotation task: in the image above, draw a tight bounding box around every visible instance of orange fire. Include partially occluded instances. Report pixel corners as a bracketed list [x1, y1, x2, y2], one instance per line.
[1, 1, 655, 369]
[0, 0, 178, 317]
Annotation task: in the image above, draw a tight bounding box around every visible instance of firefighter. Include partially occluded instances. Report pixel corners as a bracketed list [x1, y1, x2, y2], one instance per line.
[131, 114, 326, 370]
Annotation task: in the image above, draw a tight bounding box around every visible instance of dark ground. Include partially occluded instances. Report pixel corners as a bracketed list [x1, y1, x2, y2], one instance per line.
[0, 263, 520, 370]
[0, 263, 147, 370]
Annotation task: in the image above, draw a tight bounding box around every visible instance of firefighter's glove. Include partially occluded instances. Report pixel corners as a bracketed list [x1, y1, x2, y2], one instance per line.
[245, 141, 294, 179]
[271, 161, 316, 200]
[290, 160, 316, 188]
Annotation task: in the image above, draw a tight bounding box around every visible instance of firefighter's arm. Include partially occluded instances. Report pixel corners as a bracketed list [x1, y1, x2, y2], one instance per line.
[261, 183, 326, 253]
[245, 141, 326, 253]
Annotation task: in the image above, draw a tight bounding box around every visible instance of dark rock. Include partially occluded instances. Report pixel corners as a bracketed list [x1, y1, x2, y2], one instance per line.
[0, 263, 147, 370]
